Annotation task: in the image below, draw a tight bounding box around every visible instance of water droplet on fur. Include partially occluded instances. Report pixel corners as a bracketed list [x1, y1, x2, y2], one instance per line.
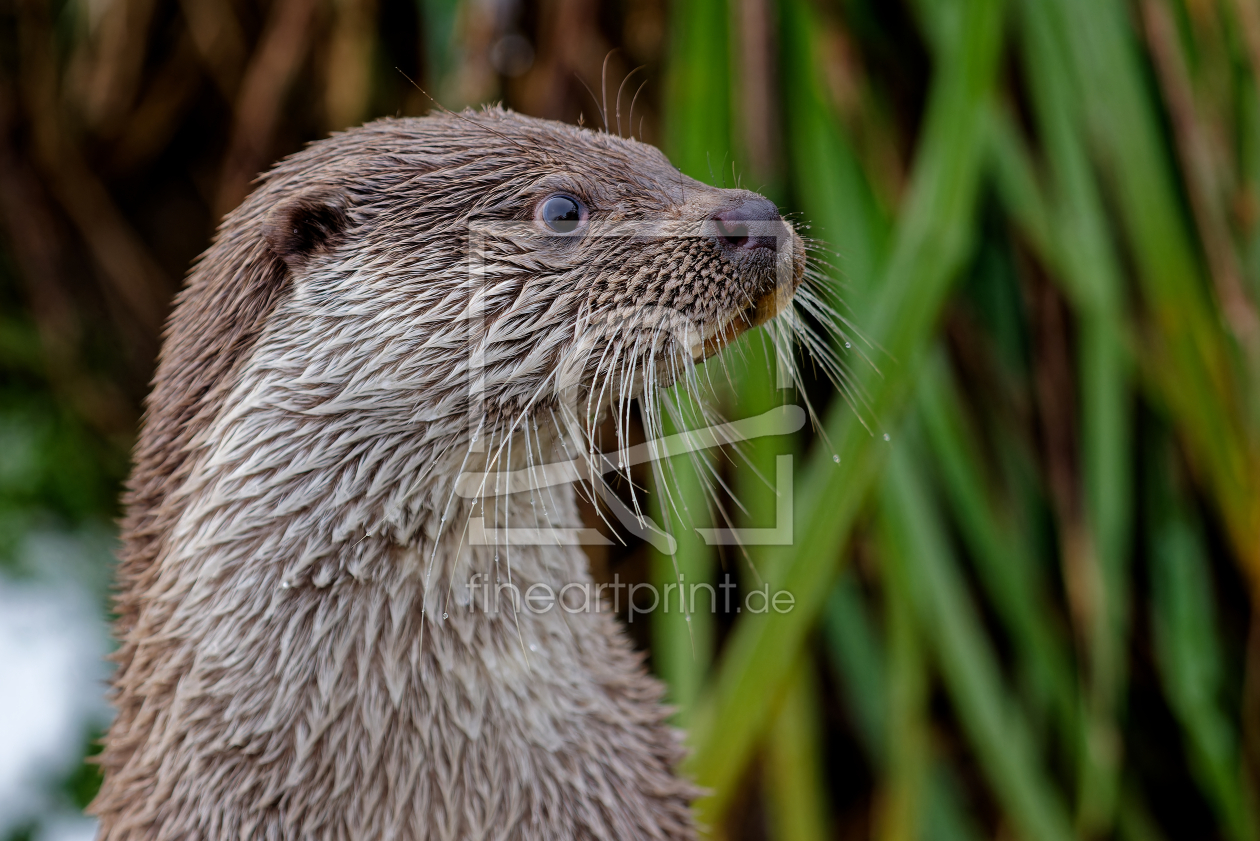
[883, 433, 891, 442]
[832, 454, 840, 463]
[529, 643, 538, 652]
[280, 580, 292, 590]
[442, 612, 448, 620]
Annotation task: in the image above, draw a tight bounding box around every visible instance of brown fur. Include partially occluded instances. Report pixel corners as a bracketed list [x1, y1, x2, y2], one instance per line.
[94, 108, 803, 840]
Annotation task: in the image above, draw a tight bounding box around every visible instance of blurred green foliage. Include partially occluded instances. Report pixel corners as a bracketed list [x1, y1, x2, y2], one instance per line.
[3, 0, 1260, 838]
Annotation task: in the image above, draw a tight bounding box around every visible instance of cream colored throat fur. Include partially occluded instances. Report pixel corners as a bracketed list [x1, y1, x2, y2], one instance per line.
[95, 107, 809, 840]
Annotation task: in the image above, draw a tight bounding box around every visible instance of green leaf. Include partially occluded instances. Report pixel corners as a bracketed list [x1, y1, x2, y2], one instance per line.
[880, 439, 1076, 841]
[684, 0, 1006, 822]
[652, 0, 735, 723]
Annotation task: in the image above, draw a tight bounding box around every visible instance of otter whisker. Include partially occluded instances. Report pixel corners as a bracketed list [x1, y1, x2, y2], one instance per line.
[601, 49, 620, 136]
[443, 415, 496, 615]
[640, 392, 682, 528]
[649, 357, 705, 529]
[574, 74, 608, 133]
[768, 317, 848, 448]
[654, 378, 760, 581]
[586, 328, 622, 422]
[559, 398, 647, 550]
[629, 77, 649, 142]
[619, 339, 646, 517]
[420, 429, 481, 656]
[531, 417, 563, 522]
[620, 334, 648, 481]
[521, 419, 540, 516]
[782, 298, 875, 425]
[500, 429, 533, 669]
[474, 368, 564, 502]
[551, 403, 628, 544]
[783, 305, 850, 383]
[615, 65, 645, 139]
[396, 68, 567, 170]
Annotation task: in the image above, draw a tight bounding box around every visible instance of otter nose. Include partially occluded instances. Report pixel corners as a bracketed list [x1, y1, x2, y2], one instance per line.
[711, 196, 783, 253]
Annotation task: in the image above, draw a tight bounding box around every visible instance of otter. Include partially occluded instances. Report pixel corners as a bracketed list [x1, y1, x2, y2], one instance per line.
[92, 107, 807, 840]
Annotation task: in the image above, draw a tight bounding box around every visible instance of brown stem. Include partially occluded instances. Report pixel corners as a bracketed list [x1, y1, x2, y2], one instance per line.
[75, 0, 160, 136]
[325, 0, 378, 131]
[1142, 0, 1260, 345]
[1228, 0, 1260, 102]
[735, 0, 780, 189]
[178, 0, 248, 101]
[17, 0, 170, 341]
[215, 0, 319, 218]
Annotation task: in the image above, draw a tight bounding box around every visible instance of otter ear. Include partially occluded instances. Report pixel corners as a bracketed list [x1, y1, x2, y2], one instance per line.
[263, 188, 351, 272]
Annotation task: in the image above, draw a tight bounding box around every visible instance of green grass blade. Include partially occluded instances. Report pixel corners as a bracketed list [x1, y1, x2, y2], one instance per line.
[1037, 0, 1260, 583]
[685, 0, 1005, 823]
[649, 433, 717, 724]
[874, 517, 931, 841]
[418, 0, 461, 100]
[1117, 791, 1173, 841]
[780, 0, 889, 310]
[1148, 443, 1258, 841]
[880, 440, 1076, 841]
[764, 660, 831, 841]
[917, 351, 1077, 732]
[652, 0, 734, 723]
[824, 571, 986, 841]
[823, 571, 886, 755]
[663, 0, 733, 180]
[1014, 9, 1138, 828]
[984, 106, 1057, 273]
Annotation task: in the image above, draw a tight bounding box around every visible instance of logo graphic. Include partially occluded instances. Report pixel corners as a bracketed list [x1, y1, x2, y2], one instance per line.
[461, 219, 800, 553]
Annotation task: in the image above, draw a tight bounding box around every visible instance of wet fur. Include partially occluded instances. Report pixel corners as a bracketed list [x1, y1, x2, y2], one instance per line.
[94, 108, 811, 840]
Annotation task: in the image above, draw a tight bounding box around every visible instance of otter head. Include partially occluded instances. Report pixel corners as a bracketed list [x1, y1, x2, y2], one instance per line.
[251, 108, 804, 443]
[138, 107, 811, 549]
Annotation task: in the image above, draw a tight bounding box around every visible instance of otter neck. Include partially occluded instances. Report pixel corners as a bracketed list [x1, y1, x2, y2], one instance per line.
[99, 365, 695, 840]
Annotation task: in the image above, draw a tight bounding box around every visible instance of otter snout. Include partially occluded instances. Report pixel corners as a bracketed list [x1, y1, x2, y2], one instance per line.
[711, 195, 784, 253]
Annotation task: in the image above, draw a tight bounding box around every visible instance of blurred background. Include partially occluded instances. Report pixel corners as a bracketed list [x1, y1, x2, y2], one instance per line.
[2, 0, 1260, 839]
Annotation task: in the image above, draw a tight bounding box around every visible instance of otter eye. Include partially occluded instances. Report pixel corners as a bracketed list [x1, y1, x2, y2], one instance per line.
[539, 194, 585, 234]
